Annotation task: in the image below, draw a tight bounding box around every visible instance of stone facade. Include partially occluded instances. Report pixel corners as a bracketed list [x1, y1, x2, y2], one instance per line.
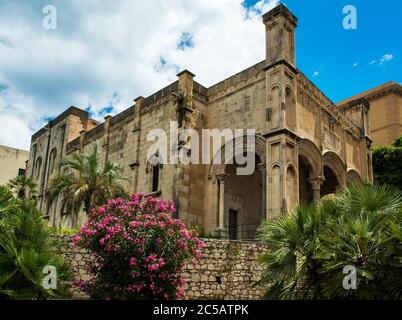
[52, 236, 268, 300]
[338, 81, 402, 147]
[27, 4, 373, 238]
[0, 145, 29, 185]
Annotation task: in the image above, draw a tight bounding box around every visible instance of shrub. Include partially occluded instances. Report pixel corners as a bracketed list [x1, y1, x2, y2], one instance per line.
[372, 136, 402, 190]
[258, 184, 402, 300]
[0, 185, 71, 299]
[73, 193, 205, 300]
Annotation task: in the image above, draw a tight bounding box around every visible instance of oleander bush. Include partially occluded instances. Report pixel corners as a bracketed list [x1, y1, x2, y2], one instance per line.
[73, 193, 205, 300]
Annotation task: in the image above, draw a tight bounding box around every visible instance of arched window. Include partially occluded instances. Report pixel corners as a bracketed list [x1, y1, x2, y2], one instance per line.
[285, 87, 296, 130]
[49, 148, 57, 175]
[286, 165, 297, 211]
[34, 157, 42, 181]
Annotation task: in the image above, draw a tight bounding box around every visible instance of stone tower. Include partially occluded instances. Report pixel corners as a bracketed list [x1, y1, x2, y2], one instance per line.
[262, 4, 300, 217]
[263, 4, 297, 66]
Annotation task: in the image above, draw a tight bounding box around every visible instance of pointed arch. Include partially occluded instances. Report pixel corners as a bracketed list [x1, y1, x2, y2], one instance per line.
[297, 138, 322, 178]
[208, 134, 266, 179]
[285, 86, 296, 131]
[346, 168, 363, 185]
[322, 150, 346, 185]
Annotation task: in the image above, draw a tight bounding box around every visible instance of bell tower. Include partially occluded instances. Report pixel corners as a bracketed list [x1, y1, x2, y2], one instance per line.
[262, 4, 297, 66]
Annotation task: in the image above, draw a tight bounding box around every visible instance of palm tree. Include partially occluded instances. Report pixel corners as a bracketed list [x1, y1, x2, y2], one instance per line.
[48, 144, 128, 226]
[0, 185, 17, 218]
[258, 184, 402, 300]
[257, 203, 330, 299]
[317, 184, 402, 299]
[7, 175, 37, 200]
[0, 191, 71, 299]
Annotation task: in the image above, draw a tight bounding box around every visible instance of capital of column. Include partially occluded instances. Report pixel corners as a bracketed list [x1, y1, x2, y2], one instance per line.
[216, 173, 227, 184]
[309, 176, 325, 190]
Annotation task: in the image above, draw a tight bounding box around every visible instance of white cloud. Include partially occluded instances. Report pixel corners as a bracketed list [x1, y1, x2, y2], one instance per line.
[352, 62, 359, 67]
[0, 0, 280, 149]
[379, 53, 393, 65]
[367, 54, 393, 67]
[312, 71, 319, 78]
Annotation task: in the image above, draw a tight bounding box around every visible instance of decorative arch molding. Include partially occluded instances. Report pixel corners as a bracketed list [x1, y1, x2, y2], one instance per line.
[34, 157, 43, 181]
[208, 134, 266, 179]
[286, 163, 298, 174]
[346, 168, 363, 185]
[267, 83, 282, 93]
[286, 164, 298, 211]
[323, 150, 346, 185]
[284, 84, 296, 96]
[48, 148, 57, 175]
[269, 162, 282, 172]
[285, 86, 296, 131]
[297, 138, 322, 178]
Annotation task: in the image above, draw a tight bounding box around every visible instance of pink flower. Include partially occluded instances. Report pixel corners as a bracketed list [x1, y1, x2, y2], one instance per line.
[129, 257, 137, 266]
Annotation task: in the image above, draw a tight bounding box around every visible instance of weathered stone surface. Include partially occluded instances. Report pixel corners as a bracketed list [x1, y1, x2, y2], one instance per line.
[52, 236, 269, 300]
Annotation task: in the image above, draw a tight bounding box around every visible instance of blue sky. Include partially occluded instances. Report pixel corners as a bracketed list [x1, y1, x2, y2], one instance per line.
[245, 0, 401, 102]
[0, 0, 400, 149]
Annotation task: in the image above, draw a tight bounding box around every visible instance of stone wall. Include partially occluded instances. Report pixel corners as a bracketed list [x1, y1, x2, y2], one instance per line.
[52, 236, 269, 300]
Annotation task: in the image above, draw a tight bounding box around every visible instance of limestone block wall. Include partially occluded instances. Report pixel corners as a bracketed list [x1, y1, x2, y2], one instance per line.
[52, 236, 269, 300]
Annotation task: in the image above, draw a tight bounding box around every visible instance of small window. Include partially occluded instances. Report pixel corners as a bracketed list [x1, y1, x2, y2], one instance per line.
[18, 168, 25, 176]
[152, 164, 159, 192]
[49, 148, 57, 174]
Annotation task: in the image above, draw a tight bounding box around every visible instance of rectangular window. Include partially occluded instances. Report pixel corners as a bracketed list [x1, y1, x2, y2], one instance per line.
[152, 165, 159, 192]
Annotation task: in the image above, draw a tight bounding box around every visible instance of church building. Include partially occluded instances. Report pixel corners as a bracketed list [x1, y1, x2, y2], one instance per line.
[26, 4, 373, 239]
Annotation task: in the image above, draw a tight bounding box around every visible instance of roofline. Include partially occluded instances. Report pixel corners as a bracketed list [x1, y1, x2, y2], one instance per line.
[337, 81, 402, 107]
[0, 144, 30, 153]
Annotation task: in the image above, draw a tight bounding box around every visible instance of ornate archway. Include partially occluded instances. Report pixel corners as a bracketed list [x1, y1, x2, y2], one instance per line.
[208, 134, 266, 179]
[346, 168, 363, 185]
[208, 134, 266, 240]
[297, 138, 323, 203]
[322, 151, 346, 196]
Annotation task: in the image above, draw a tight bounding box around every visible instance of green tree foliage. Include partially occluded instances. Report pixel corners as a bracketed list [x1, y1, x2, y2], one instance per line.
[48, 144, 128, 226]
[373, 136, 402, 190]
[258, 184, 402, 300]
[8, 175, 37, 200]
[0, 185, 71, 299]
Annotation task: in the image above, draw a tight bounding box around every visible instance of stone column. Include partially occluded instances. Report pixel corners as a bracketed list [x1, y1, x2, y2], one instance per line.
[310, 177, 324, 202]
[132, 96, 144, 193]
[216, 174, 226, 237]
[258, 163, 267, 219]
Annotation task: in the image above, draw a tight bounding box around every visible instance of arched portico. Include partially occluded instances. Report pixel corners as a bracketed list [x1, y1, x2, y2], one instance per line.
[322, 151, 346, 197]
[209, 134, 266, 239]
[297, 139, 323, 203]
